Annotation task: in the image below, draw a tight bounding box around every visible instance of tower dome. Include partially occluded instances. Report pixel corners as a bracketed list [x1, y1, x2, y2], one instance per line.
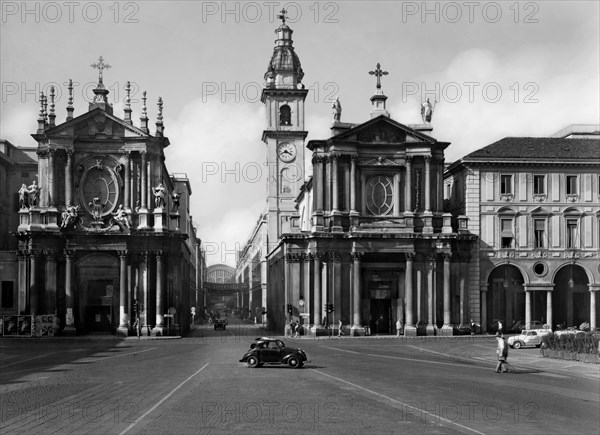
[264, 22, 304, 89]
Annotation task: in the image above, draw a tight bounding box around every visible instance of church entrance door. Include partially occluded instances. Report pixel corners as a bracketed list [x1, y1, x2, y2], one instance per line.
[370, 299, 392, 334]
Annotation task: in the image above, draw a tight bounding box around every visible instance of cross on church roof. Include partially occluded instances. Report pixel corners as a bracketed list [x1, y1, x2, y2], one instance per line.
[369, 63, 388, 90]
[91, 56, 111, 83]
[277, 8, 287, 24]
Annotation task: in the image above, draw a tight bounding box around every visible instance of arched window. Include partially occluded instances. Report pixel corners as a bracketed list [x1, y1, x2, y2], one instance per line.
[497, 206, 517, 249]
[563, 207, 583, 249]
[280, 168, 291, 194]
[366, 175, 393, 215]
[530, 207, 550, 249]
[279, 105, 291, 126]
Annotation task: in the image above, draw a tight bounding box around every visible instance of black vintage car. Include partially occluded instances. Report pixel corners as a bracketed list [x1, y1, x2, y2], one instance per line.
[239, 337, 309, 368]
[214, 319, 227, 330]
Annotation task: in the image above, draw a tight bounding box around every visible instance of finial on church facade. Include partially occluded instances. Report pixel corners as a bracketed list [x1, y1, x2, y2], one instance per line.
[66, 79, 74, 121]
[277, 8, 287, 24]
[124, 81, 132, 124]
[369, 62, 388, 92]
[155, 96, 164, 136]
[140, 90, 149, 133]
[368, 62, 390, 118]
[42, 93, 48, 125]
[37, 92, 46, 133]
[48, 86, 56, 127]
[89, 56, 112, 113]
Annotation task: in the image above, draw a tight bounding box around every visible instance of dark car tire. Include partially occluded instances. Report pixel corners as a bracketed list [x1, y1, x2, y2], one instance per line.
[513, 341, 523, 349]
[247, 356, 259, 368]
[288, 356, 300, 368]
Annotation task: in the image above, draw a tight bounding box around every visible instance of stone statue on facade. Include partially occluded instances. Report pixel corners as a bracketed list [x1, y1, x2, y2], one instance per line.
[89, 197, 105, 222]
[111, 204, 131, 230]
[60, 203, 80, 229]
[27, 180, 40, 207]
[332, 97, 342, 122]
[421, 98, 435, 123]
[171, 191, 181, 212]
[153, 183, 166, 209]
[18, 184, 29, 209]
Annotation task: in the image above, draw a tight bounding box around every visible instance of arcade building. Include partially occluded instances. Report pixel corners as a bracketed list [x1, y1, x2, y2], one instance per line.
[9, 59, 200, 336]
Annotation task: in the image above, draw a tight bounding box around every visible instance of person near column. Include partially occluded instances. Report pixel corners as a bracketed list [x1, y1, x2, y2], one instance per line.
[494, 332, 514, 373]
[396, 318, 402, 337]
[338, 319, 344, 337]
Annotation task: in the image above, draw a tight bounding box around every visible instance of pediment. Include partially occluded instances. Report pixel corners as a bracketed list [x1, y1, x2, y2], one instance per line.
[333, 115, 436, 145]
[44, 108, 149, 139]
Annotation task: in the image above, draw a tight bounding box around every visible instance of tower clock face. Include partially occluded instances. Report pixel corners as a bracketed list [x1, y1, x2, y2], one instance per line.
[277, 142, 297, 163]
[80, 165, 119, 217]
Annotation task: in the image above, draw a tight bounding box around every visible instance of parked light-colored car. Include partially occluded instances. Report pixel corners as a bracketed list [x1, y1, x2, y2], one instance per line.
[507, 329, 552, 349]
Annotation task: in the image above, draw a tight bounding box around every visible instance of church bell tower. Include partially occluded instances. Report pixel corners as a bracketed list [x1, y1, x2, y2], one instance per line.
[261, 9, 308, 247]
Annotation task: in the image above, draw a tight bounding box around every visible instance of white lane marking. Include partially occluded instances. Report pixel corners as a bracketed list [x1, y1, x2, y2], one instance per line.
[80, 347, 156, 363]
[0, 352, 54, 368]
[311, 369, 486, 435]
[322, 346, 360, 354]
[326, 346, 490, 370]
[119, 363, 209, 435]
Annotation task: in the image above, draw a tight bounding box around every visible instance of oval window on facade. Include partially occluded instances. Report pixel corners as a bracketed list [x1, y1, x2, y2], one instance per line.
[366, 175, 393, 215]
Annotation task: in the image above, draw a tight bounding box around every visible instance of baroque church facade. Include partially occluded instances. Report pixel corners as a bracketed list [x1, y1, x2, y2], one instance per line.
[237, 17, 476, 336]
[4, 60, 201, 336]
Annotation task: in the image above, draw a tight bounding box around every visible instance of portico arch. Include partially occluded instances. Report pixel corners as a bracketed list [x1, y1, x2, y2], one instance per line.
[553, 263, 590, 328]
[486, 264, 525, 332]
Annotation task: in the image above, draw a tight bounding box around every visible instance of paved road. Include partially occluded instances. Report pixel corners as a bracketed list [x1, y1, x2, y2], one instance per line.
[1, 319, 598, 434]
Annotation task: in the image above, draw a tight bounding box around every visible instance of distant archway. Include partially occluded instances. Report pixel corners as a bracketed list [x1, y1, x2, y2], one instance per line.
[486, 264, 525, 331]
[553, 264, 589, 328]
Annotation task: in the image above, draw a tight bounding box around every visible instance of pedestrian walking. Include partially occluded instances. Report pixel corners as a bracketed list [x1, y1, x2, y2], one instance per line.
[294, 320, 300, 338]
[396, 318, 402, 337]
[338, 319, 344, 337]
[494, 332, 515, 373]
[470, 318, 476, 335]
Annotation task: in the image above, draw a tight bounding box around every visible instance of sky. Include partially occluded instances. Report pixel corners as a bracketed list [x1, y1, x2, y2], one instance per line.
[1, 1, 599, 267]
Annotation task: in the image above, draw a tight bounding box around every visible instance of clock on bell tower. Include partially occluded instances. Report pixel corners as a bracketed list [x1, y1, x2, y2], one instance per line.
[261, 10, 308, 245]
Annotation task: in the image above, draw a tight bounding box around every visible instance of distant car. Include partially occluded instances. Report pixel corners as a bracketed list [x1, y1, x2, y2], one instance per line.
[214, 319, 227, 330]
[554, 327, 585, 337]
[239, 337, 309, 368]
[508, 329, 551, 349]
[507, 320, 546, 333]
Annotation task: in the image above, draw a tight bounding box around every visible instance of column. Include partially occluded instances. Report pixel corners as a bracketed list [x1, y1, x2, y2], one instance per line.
[140, 151, 147, 208]
[441, 253, 452, 334]
[17, 250, 27, 314]
[117, 251, 129, 335]
[44, 249, 57, 313]
[546, 290, 552, 330]
[324, 157, 331, 211]
[322, 259, 328, 325]
[481, 285, 488, 335]
[29, 250, 38, 315]
[416, 266, 422, 324]
[130, 157, 135, 210]
[405, 253, 414, 326]
[426, 254, 435, 335]
[393, 172, 400, 216]
[591, 289, 597, 330]
[351, 252, 364, 334]
[424, 155, 431, 213]
[360, 173, 367, 215]
[437, 158, 444, 213]
[153, 251, 165, 335]
[459, 259, 467, 326]
[139, 252, 149, 335]
[48, 149, 56, 208]
[302, 254, 311, 326]
[331, 155, 339, 212]
[525, 289, 531, 328]
[350, 156, 357, 213]
[64, 250, 75, 333]
[404, 156, 412, 213]
[65, 150, 73, 206]
[124, 152, 131, 210]
[315, 157, 324, 211]
[312, 254, 322, 330]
